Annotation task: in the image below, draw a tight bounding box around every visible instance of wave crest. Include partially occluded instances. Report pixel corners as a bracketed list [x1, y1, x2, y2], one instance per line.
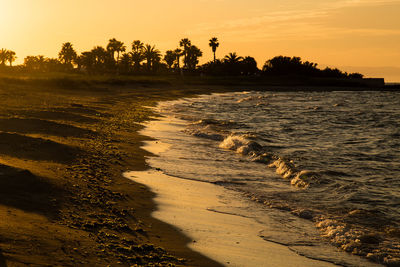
[219, 135, 324, 189]
[268, 159, 297, 179]
[219, 135, 263, 155]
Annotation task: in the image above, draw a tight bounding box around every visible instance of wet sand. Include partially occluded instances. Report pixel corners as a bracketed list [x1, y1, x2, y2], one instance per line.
[126, 169, 337, 267]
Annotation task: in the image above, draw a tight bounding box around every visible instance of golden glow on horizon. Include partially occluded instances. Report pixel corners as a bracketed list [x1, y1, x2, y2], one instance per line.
[1, 0, 400, 81]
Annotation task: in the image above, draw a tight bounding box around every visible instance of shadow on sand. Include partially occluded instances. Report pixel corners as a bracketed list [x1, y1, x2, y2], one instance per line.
[0, 249, 6, 267]
[22, 110, 100, 124]
[0, 164, 64, 218]
[0, 255, 5, 267]
[0, 118, 96, 138]
[0, 132, 81, 164]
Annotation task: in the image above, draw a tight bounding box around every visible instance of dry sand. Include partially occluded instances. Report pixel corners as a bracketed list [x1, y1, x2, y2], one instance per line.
[0, 78, 231, 266]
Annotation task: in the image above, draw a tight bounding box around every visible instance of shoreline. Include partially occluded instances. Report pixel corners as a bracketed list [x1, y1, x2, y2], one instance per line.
[126, 168, 338, 267]
[0, 78, 393, 265]
[128, 112, 384, 267]
[0, 81, 232, 266]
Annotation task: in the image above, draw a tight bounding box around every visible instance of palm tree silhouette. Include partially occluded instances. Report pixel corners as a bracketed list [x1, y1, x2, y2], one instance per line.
[24, 55, 46, 72]
[119, 53, 132, 73]
[107, 38, 126, 63]
[185, 45, 202, 70]
[179, 38, 191, 68]
[224, 52, 243, 64]
[223, 52, 244, 75]
[58, 42, 77, 68]
[174, 48, 182, 70]
[79, 52, 95, 72]
[91, 46, 108, 72]
[74, 54, 84, 71]
[6, 50, 16, 66]
[36, 55, 46, 69]
[132, 40, 144, 53]
[209, 37, 219, 63]
[164, 50, 176, 70]
[131, 40, 145, 72]
[143, 44, 161, 72]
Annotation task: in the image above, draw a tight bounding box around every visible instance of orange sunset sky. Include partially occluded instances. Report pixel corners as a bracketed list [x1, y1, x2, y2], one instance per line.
[1, 0, 399, 81]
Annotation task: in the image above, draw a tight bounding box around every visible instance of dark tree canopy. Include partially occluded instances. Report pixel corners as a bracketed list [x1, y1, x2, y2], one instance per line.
[185, 45, 202, 71]
[1, 37, 366, 80]
[199, 53, 259, 76]
[179, 38, 192, 68]
[107, 38, 126, 63]
[262, 56, 364, 79]
[164, 50, 176, 69]
[24, 55, 63, 72]
[143, 44, 161, 72]
[58, 42, 77, 69]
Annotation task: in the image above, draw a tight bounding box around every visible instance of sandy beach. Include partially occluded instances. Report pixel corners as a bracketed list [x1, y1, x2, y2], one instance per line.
[0, 76, 390, 266]
[0, 76, 232, 266]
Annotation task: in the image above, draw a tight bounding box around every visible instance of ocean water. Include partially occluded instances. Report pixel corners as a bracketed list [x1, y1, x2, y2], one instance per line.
[144, 90, 400, 266]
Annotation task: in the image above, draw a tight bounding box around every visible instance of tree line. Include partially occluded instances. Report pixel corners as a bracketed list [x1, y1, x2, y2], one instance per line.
[0, 37, 363, 79]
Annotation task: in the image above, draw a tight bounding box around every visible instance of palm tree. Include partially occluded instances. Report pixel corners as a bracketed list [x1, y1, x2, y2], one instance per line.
[6, 50, 16, 66]
[131, 40, 145, 72]
[179, 38, 191, 68]
[24, 56, 37, 70]
[36, 55, 46, 71]
[107, 38, 126, 63]
[164, 50, 176, 69]
[119, 53, 132, 74]
[132, 40, 144, 53]
[174, 48, 182, 70]
[73, 54, 84, 71]
[24, 55, 46, 71]
[209, 37, 219, 63]
[224, 52, 243, 64]
[90, 46, 108, 72]
[223, 52, 244, 75]
[91, 46, 107, 63]
[79, 52, 95, 73]
[107, 38, 117, 60]
[143, 44, 161, 72]
[58, 42, 77, 66]
[185, 45, 202, 70]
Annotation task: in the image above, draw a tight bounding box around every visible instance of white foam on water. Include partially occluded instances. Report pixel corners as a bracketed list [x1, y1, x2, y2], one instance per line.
[125, 170, 339, 267]
[134, 91, 400, 266]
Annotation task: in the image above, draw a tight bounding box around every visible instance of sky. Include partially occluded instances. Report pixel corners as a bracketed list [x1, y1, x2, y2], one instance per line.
[1, 0, 400, 81]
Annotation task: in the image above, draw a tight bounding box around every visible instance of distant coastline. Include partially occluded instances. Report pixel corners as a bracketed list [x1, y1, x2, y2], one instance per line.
[0, 72, 393, 91]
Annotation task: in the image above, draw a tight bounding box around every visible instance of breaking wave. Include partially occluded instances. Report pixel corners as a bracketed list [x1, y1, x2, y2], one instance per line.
[155, 91, 400, 266]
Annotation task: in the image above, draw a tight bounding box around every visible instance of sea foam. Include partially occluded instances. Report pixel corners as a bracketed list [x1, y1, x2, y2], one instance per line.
[219, 135, 262, 155]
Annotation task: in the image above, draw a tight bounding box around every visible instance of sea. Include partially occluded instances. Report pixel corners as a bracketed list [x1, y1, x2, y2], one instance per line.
[141, 90, 400, 266]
